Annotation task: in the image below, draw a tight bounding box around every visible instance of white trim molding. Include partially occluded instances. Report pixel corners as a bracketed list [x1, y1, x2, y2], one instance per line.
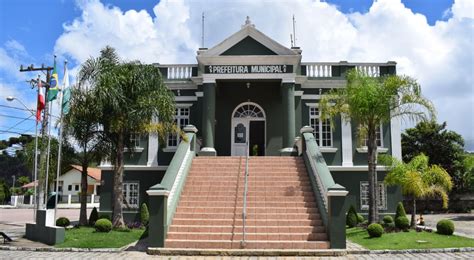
[341, 116, 353, 167]
[356, 147, 389, 153]
[175, 96, 197, 102]
[327, 190, 349, 197]
[146, 189, 170, 196]
[320, 147, 338, 153]
[328, 165, 389, 171]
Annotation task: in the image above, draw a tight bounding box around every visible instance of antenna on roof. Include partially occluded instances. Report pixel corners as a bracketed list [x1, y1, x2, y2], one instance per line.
[290, 34, 294, 47]
[292, 14, 297, 47]
[201, 12, 205, 48]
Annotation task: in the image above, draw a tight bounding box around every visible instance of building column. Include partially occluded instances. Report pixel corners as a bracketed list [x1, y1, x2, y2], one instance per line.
[281, 82, 296, 155]
[390, 112, 402, 160]
[341, 116, 353, 167]
[147, 116, 159, 166]
[200, 81, 216, 156]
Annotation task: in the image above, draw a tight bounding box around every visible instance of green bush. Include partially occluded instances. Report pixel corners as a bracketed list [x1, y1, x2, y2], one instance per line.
[357, 213, 364, 223]
[395, 202, 406, 219]
[88, 207, 99, 226]
[140, 203, 149, 226]
[56, 217, 70, 227]
[367, 223, 384, 238]
[98, 214, 111, 221]
[95, 218, 112, 233]
[383, 215, 394, 224]
[346, 205, 358, 228]
[395, 216, 410, 230]
[436, 219, 455, 235]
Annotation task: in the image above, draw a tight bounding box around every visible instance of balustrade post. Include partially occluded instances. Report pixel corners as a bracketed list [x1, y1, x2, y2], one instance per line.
[327, 184, 348, 249]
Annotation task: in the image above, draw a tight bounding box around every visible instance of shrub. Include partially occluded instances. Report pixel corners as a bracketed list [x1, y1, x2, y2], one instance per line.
[56, 217, 70, 227]
[95, 218, 112, 233]
[395, 202, 406, 219]
[395, 216, 410, 230]
[436, 219, 455, 235]
[384, 222, 395, 230]
[98, 214, 111, 221]
[383, 215, 394, 224]
[140, 203, 149, 226]
[357, 213, 364, 224]
[88, 207, 99, 226]
[346, 205, 358, 228]
[367, 223, 384, 238]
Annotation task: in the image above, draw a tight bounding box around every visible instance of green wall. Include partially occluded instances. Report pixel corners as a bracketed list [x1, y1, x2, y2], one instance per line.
[124, 134, 148, 165]
[99, 170, 165, 222]
[331, 171, 402, 216]
[352, 122, 392, 165]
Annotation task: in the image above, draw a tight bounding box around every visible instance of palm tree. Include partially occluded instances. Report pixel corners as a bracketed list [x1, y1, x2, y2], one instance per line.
[63, 86, 106, 226]
[80, 46, 176, 227]
[382, 154, 452, 227]
[319, 69, 435, 223]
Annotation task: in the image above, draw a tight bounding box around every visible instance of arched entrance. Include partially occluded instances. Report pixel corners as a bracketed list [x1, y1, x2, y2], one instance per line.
[231, 102, 266, 156]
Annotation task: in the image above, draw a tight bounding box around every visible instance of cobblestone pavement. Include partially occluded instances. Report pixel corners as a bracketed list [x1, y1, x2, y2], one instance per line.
[0, 250, 473, 259]
[422, 213, 474, 239]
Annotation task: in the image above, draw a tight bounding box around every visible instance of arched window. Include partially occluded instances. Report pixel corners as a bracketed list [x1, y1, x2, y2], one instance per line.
[233, 102, 265, 119]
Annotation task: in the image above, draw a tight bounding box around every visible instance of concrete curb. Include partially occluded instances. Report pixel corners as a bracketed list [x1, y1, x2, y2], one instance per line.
[347, 247, 474, 255]
[147, 248, 347, 256]
[0, 244, 128, 253]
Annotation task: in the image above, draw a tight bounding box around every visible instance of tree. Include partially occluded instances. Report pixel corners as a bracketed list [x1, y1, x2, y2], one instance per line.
[319, 69, 435, 223]
[383, 154, 452, 228]
[63, 85, 106, 226]
[402, 121, 466, 191]
[81, 46, 175, 227]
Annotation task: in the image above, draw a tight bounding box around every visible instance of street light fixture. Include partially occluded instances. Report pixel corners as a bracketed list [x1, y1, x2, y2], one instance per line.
[6, 96, 35, 116]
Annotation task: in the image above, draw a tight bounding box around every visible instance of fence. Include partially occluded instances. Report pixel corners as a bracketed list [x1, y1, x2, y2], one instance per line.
[10, 194, 100, 207]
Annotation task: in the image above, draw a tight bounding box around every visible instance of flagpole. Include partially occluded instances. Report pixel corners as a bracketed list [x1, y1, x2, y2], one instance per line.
[54, 60, 67, 220]
[44, 101, 53, 207]
[33, 75, 40, 222]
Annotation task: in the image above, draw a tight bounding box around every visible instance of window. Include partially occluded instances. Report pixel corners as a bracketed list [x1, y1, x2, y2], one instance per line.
[309, 106, 332, 147]
[75, 185, 79, 191]
[360, 181, 387, 210]
[68, 185, 72, 191]
[130, 133, 141, 148]
[167, 107, 190, 147]
[123, 182, 139, 209]
[362, 125, 383, 147]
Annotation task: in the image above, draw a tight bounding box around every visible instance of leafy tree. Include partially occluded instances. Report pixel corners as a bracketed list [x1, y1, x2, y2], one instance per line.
[402, 121, 466, 191]
[80, 46, 175, 227]
[383, 154, 452, 228]
[17, 176, 30, 186]
[460, 154, 474, 191]
[63, 83, 106, 226]
[320, 69, 435, 223]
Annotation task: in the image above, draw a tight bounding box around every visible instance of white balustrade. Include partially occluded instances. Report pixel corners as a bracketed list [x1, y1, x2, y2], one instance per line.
[356, 65, 380, 77]
[166, 65, 194, 80]
[305, 63, 333, 77]
[304, 63, 384, 78]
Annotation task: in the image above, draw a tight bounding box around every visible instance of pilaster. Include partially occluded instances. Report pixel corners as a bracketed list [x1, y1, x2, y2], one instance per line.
[341, 116, 353, 167]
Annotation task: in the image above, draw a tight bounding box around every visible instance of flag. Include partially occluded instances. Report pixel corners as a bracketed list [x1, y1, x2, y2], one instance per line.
[36, 79, 45, 122]
[47, 60, 59, 101]
[61, 64, 71, 114]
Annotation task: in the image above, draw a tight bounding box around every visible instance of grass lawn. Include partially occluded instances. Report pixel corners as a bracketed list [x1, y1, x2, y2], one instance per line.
[347, 227, 474, 250]
[56, 227, 144, 248]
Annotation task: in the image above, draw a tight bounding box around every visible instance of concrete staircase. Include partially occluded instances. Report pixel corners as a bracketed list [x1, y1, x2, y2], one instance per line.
[165, 156, 329, 249]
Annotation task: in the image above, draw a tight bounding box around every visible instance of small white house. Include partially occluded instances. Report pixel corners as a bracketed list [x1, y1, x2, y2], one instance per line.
[56, 165, 101, 196]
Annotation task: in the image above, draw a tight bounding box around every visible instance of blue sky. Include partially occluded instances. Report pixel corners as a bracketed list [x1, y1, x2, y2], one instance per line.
[0, 0, 473, 150]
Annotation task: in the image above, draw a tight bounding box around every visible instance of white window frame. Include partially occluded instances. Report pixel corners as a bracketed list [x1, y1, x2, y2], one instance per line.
[166, 104, 191, 149]
[360, 181, 387, 210]
[308, 104, 333, 148]
[357, 124, 388, 153]
[130, 133, 141, 148]
[123, 182, 139, 210]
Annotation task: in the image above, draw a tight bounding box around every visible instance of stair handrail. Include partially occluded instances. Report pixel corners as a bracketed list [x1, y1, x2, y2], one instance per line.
[241, 141, 249, 247]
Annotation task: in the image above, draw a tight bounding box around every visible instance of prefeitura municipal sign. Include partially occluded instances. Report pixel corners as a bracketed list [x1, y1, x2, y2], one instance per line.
[205, 65, 293, 74]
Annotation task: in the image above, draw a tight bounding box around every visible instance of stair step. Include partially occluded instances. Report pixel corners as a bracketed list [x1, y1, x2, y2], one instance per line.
[171, 218, 323, 226]
[180, 191, 315, 197]
[169, 225, 326, 233]
[173, 212, 320, 220]
[167, 232, 328, 241]
[164, 239, 330, 249]
[175, 206, 319, 214]
[178, 201, 317, 207]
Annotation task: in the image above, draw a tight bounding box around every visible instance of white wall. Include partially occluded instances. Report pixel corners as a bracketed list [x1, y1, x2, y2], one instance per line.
[53, 169, 100, 196]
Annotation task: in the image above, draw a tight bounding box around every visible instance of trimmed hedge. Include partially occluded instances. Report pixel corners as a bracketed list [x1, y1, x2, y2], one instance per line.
[95, 218, 112, 233]
[140, 203, 149, 226]
[357, 213, 364, 223]
[56, 217, 70, 227]
[436, 219, 455, 235]
[367, 223, 384, 238]
[346, 205, 358, 228]
[395, 202, 406, 219]
[395, 216, 410, 230]
[89, 207, 99, 226]
[383, 215, 394, 224]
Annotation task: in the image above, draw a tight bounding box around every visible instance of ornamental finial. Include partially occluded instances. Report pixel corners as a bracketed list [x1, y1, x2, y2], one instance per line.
[242, 16, 255, 28]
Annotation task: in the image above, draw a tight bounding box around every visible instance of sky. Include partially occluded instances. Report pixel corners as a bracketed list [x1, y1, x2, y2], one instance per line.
[0, 0, 473, 150]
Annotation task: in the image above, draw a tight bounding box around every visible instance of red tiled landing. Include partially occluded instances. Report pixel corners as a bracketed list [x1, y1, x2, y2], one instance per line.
[164, 156, 329, 250]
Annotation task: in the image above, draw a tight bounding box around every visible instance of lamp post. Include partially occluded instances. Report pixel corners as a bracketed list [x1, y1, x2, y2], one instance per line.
[6, 96, 39, 219]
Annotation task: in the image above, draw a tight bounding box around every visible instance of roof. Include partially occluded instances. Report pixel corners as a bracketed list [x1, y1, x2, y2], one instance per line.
[21, 180, 37, 188]
[70, 165, 102, 181]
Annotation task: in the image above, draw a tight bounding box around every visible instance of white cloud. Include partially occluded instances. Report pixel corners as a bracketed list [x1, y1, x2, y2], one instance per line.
[53, 0, 474, 149]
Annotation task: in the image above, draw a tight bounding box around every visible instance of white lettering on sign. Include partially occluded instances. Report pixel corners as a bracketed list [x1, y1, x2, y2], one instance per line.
[207, 65, 289, 74]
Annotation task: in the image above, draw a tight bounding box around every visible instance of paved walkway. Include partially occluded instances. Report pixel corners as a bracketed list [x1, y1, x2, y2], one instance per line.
[422, 213, 474, 239]
[0, 250, 473, 259]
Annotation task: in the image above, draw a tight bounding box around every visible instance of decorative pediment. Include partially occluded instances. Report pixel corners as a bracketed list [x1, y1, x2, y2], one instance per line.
[199, 17, 298, 57]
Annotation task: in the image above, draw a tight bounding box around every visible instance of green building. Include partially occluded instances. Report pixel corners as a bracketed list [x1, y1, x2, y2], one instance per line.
[99, 18, 402, 250]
